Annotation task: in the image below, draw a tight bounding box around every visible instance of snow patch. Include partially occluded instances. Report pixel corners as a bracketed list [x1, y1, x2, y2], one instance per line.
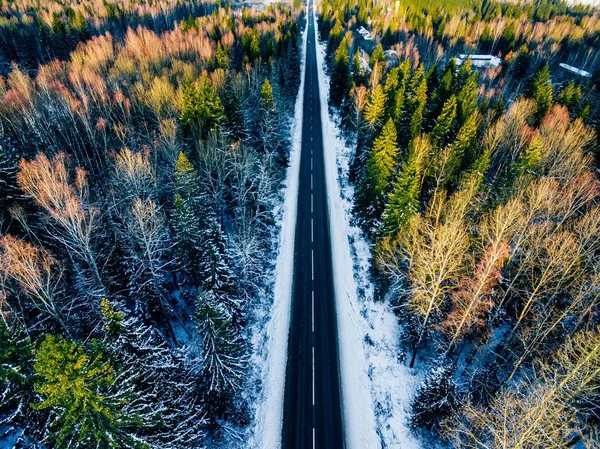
[249, 5, 308, 448]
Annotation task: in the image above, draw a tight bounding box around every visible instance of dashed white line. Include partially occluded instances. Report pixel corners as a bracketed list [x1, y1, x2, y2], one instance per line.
[312, 347, 315, 405]
[311, 249, 314, 281]
[311, 217, 314, 240]
[311, 173, 313, 190]
[312, 290, 315, 332]
[311, 194, 313, 214]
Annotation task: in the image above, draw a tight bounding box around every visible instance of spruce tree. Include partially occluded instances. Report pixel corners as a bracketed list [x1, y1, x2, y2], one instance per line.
[410, 363, 458, 430]
[180, 75, 225, 137]
[33, 334, 142, 449]
[330, 33, 351, 107]
[531, 63, 553, 120]
[200, 218, 241, 318]
[456, 72, 478, 127]
[404, 64, 428, 143]
[382, 136, 430, 234]
[195, 290, 247, 395]
[515, 134, 543, 177]
[364, 84, 387, 130]
[355, 118, 399, 229]
[98, 299, 207, 446]
[172, 194, 203, 283]
[431, 95, 458, 148]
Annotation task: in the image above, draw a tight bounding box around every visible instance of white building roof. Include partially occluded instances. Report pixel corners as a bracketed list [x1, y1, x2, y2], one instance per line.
[457, 54, 502, 68]
[559, 63, 591, 78]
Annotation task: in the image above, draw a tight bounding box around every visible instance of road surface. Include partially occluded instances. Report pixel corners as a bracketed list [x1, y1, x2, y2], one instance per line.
[281, 1, 344, 448]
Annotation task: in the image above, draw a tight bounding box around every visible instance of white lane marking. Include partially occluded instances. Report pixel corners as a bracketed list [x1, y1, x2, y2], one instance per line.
[311, 194, 313, 214]
[311, 217, 314, 241]
[311, 249, 314, 281]
[311, 173, 313, 190]
[313, 428, 315, 449]
[312, 346, 315, 406]
[312, 290, 314, 332]
[311, 157, 313, 171]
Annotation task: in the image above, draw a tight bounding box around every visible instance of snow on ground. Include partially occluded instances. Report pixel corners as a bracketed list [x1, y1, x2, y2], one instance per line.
[249, 4, 308, 448]
[313, 14, 425, 449]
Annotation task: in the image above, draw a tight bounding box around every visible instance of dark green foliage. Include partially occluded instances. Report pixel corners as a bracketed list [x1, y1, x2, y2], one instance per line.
[180, 76, 226, 136]
[431, 95, 458, 148]
[195, 290, 247, 395]
[330, 32, 352, 107]
[530, 63, 553, 120]
[382, 136, 429, 234]
[410, 363, 458, 430]
[355, 118, 399, 230]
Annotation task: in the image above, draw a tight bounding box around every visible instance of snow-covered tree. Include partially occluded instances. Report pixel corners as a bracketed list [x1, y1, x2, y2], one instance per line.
[195, 290, 247, 396]
[411, 362, 458, 430]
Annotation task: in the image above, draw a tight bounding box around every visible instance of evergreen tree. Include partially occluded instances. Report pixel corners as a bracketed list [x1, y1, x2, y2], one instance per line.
[174, 151, 200, 199]
[215, 44, 230, 69]
[456, 72, 478, 127]
[404, 65, 428, 143]
[351, 50, 366, 86]
[431, 95, 458, 148]
[411, 363, 458, 430]
[330, 32, 351, 107]
[200, 218, 241, 318]
[98, 299, 207, 446]
[371, 43, 384, 66]
[172, 194, 203, 283]
[259, 78, 286, 163]
[364, 84, 387, 130]
[180, 75, 225, 137]
[0, 322, 32, 429]
[355, 118, 399, 228]
[195, 290, 247, 395]
[556, 81, 582, 117]
[514, 134, 543, 178]
[33, 334, 143, 449]
[428, 59, 457, 127]
[531, 63, 553, 120]
[382, 136, 430, 234]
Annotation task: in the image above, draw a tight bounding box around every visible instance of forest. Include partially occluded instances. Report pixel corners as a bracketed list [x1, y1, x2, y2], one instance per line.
[0, 0, 302, 447]
[319, 0, 600, 447]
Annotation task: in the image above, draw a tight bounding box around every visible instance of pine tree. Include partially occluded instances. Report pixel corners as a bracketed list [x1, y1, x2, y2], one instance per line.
[174, 151, 199, 199]
[200, 218, 241, 318]
[330, 33, 351, 107]
[382, 136, 430, 234]
[364, 84, 387, 130]
[0, 322, 32, 429]
[98, 299, 207, 447]
[411, 363, 458, 430]
[431, 95, 458, 148]
[456, 72, 478, 127]
[180, 75, 225, 136]
[195, 290, 247, 395]
[404, 64, 428, 143]
[33, 334, 143, 449]
[514, 134, 543, 177]
[172, 194, 203, 282]
[355, 118, 399, 228]
[531, 63, 553, 120]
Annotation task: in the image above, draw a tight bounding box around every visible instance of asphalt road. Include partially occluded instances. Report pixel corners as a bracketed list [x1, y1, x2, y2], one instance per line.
[281, 1, 344, 448]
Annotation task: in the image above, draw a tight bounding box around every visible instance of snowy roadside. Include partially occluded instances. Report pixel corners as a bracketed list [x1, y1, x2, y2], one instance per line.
[313, 14, 424, 449]
[248, 4, 308, 448]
